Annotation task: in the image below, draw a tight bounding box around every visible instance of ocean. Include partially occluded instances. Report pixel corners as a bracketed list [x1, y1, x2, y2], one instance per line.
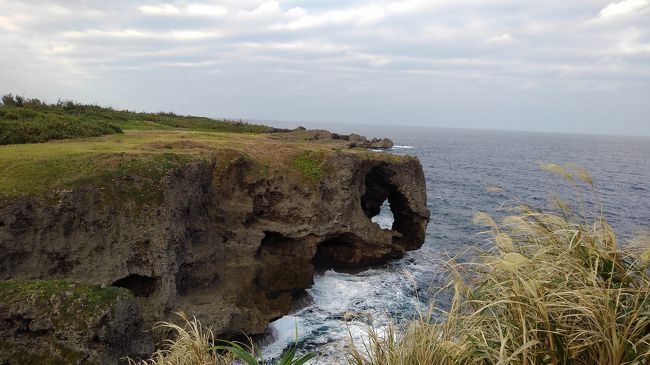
[259, 126, 650, 363]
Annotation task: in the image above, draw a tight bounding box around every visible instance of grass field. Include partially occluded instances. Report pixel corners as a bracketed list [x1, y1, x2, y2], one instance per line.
[0, 95, 414, 200]
[0, 94, 271, 145]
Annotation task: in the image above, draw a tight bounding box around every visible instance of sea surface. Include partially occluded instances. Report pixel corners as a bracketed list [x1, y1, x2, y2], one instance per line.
[259, 126, 650, 364]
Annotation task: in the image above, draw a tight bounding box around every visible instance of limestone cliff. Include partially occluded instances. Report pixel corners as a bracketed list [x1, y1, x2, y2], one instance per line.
[0, 131, 429, 364]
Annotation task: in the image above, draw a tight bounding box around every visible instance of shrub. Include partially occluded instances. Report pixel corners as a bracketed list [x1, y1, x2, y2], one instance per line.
[128, 313, 233, 365]
[0, 93, 272, 145]
[130, 313, 316, 365]
[2, 93, 19, 107]
[0, 117, 122, 145]
[348, 164, 650, 365]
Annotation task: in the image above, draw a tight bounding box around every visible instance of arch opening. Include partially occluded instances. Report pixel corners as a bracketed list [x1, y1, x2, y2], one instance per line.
[371, 199, 395, 230]
[361, 164, 422, 248]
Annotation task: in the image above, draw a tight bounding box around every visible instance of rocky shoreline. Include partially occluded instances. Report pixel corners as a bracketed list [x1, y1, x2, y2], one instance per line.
[0, 129, 428, 363]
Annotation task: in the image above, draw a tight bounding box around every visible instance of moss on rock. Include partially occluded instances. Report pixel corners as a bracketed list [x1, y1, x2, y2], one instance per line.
[0, 280, 153, 365]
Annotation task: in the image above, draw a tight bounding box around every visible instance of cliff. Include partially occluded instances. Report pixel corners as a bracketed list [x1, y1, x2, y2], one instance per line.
[0, 106, 429, 362]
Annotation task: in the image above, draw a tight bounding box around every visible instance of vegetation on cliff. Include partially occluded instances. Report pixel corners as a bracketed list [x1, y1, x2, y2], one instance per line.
[0, 280, 150, 364]
[0, 279, 129, 331]
[348, 165, 650, 365]
[128, 313, 315, 365]
[0, 95, 412, 201]
[0, 93, 270, 145]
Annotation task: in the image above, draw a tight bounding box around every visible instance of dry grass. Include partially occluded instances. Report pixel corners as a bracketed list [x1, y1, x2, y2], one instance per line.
[348, 164, 650, 365]
[128, 313, 234, 365]
[0, 130, 331, 197]
[130, 313, 316, 365]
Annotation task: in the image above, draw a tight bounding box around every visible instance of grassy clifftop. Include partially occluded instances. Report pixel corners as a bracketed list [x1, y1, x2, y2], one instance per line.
[0, 94, 408, 200]
[0, 94, 271, 145]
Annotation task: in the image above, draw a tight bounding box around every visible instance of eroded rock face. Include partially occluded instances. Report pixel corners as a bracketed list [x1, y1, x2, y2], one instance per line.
[0, 151, 429, 339]
[0, 280, 153, 365]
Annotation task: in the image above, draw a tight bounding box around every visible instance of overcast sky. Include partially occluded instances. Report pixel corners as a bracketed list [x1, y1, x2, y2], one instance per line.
[1, 0, 649, 135]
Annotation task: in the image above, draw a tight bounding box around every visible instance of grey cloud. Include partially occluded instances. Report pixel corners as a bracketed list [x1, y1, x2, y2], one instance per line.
[0, 0, 648, 135]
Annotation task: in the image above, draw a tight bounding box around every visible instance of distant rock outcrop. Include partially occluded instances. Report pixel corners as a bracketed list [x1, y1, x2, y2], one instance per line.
[271, 128, 395, 149]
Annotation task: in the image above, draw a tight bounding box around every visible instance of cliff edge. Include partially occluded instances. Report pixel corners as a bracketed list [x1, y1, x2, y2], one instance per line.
[0, 102, 429, 362]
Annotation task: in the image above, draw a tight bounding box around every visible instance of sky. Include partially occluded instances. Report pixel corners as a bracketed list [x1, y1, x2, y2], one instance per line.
[0, 0, 649, 135]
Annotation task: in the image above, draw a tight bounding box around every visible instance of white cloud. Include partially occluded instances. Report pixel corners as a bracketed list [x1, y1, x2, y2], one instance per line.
[617, 30, 650, 54]
[238, 1, 282, 19]
[598, 0, 649, 19]
[138, 3, 227, 17]
[63, 29, 221, 41]
[486, 33, 514, 43]
[240, 41, 351, 54]
[187, 4, 227, 17]
[1, 0, 649, 134]
[271, 1, 437, 30]
[138, 4, 181, 15]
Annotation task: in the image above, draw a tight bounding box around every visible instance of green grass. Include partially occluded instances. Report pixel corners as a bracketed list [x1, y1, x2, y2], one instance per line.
[0, 94, 271, 145]
[0, 94, 405, 202]
[0, 106, 123, 144]
[0, 279, 132, 364]
[0, 144, 198, 204]
[347, 164, 650, 365]
[0, 279, 129, 331]
[292, 151, 325, 180]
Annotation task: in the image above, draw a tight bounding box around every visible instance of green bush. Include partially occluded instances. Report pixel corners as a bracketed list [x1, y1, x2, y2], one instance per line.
[0, 94, 272, 145]
[0, 111, 123, 145]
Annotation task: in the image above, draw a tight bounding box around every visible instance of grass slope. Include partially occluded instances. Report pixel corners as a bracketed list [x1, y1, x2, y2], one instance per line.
[0, 94, 411, 201]
[0, 94, 271, 145]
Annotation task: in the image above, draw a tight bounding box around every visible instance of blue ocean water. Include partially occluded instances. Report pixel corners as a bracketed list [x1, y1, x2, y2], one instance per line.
[261, 126, 650, 363]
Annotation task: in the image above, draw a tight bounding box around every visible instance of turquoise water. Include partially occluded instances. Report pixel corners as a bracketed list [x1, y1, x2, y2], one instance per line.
[261, 127, 650, 363]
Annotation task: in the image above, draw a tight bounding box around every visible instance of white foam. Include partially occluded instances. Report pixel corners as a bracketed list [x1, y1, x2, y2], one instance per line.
[371, 200, 394, 230]
[371, 215, 394, 230]
[262, 315, 306, 359]
[392, 145, 415, 149]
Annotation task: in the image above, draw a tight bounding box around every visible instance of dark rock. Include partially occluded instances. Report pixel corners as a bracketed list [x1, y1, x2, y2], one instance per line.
[0, 280, 153, 364]
[267, 127, 291, 133]
[0, 150, 428, 340]
[368, 138, 394, 149]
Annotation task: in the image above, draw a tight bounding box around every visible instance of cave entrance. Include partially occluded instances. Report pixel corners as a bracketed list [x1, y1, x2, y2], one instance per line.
[112, 274, 158, 297]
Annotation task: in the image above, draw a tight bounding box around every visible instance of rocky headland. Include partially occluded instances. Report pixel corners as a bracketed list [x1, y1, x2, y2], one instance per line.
[0, 104, 429, 364]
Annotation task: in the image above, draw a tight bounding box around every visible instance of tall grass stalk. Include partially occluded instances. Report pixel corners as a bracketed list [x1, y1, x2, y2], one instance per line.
[130, 313, 316, 365]
[128, 313, 233, 365]
[348, 164, 650, 365]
